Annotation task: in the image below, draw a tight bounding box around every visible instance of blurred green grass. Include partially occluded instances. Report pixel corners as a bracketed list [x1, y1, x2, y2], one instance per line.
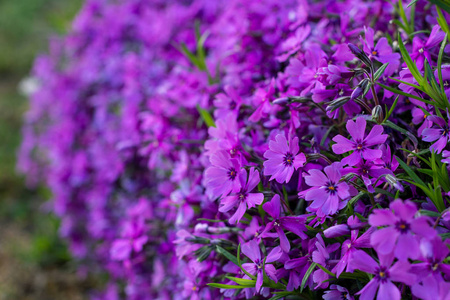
[0, 1, 94, 298]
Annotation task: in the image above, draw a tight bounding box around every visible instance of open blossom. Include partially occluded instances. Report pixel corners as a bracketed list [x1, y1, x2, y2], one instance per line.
[218, 168, 264, 224]
[241, 240, 281, 292]
[410, 25, 445, 70]
[332, 117, 388, 166]
[261, 194, 308, 252]
[326, 216, 375, 277]
[350, 250, 416, 300]
[300, 163, 350, 217]
[369, 199, 436, 261]
[205, 150, 244, 198]
[263, 134, 306, 183]
[422, 115, 450, 153]
[361, 27, 401, 75]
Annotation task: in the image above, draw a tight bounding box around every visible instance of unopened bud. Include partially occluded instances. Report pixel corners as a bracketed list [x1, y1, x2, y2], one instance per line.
[385, 174, 404, 192]
[348, 43, 372, 67]
[326, 96, 351, 112]
[371, 105, 384, 124]
[194, 245, 213, 262]
[323, 224, 350, 238]
[185, 236, 210, 244]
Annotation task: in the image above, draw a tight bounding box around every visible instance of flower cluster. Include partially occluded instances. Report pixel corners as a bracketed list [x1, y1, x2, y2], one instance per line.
[19, 0, 450, 299]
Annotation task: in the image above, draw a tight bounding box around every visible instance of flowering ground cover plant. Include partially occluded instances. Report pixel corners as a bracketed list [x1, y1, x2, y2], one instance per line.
[18, 0, 450, 299]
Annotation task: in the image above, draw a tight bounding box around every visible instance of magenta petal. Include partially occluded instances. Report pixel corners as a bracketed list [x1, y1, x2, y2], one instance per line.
[256, 271, 264, 292]
[365, 125, 387, 146]
[390, 199, 416, 221]
[280, 216, 308, 239]
[285, 257, 308, 269]
[389, 261, 416, 285]
[368, 209, 396, 226]
[394, 234, 420, 261]
[241, 240, 261, 263]
[350, 250, 378, 274]
[304, 169, 328, 186]
[362, 148, 383, 161]
[266, 246, 283, 263]
[332, 135, 355, 154]
[347, 117, 366, 142]
[264, 264, 278, 282]
[371, 227, 398, 255]
[263, 194, 281, 219]
[276, 226, 290, 252]
[410, 217, 436, 237]
[305, 187, 328, 203]
[219, 195, 239, 213]
[246, 168, 261, 191]
[341, 151, 362, 167]
[356, 278, 379, 300]
[229, 201, 247, 224]
[324, 163, 341, 182]
[377, 281, 400, 300]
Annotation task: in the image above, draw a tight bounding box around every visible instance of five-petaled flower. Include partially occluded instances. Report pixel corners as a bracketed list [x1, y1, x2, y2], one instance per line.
[332, 117, 388, 166]
[219, 168, 264, 224]
[263, 134, 306, 183]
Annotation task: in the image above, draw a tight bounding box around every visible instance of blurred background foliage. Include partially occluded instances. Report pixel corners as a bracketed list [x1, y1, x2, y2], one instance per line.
[0, 0, 95, 299]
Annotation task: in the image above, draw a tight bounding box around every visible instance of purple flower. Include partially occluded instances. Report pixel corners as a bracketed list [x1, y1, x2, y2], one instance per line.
[205, 150, 244, 198]
[241, 240, 281, 292]
[219, 168, 264, 224]
[332, 117, 388, 166]
[369, 199, 436, 261]
[261, 194, 308, 252]
[311, 234, 340, 289]
[411, 237, 450, 279]
[361, 27, 401, 75]
[351, 250, 416, 300]
[328, 216, 375, 277]
[422, 115, 450, 154]
[411, 25, 445, 70]
[323, 285, 354, 300]
[263, 134, 306, 183]
[300, 163, 350, 217]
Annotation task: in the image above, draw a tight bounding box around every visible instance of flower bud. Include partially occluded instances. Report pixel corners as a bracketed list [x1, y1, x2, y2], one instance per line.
[348, 43, 372, 67]
[371, 105, 384, 124]
[194, 245, 213, 262]
[185, 235, 210, 244]
[273, 97, 290, 105]
[323, 224, 350, 238]
[385, 174, 404, 192]
[326, 96, 351, 112]
[350, 86, 363, 101]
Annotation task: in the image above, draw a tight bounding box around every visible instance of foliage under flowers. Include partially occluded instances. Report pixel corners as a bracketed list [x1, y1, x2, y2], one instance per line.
[18, 0, 450, 299]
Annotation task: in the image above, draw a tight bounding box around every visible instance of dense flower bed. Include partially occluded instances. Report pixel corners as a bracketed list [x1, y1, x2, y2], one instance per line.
[19, 0, 450, 299]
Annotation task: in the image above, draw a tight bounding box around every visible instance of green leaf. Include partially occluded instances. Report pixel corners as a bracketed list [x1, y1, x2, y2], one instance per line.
[376, 82, 439, 107]
[216, 246, 239, 266]
[420, 209, 441, 217]
[224, 276, 256, 287]
[397, 35, 424, 85]
[430, 0, 450, 13]
[384, 120, 419, 146]
[438, 33, 448, 95]
[346, 192, 366, 214]
[374, 63, 389, 81]
[396, 156, 426, 187]
[237, 243, 256, 280]
[207, 283, 248, 289]
[316, 263, 336, 277]
[383, 95, 399, 122]
[407, 0, 419, 8]
[301, 262, 317, 292]
[196, 104, 216, 127]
